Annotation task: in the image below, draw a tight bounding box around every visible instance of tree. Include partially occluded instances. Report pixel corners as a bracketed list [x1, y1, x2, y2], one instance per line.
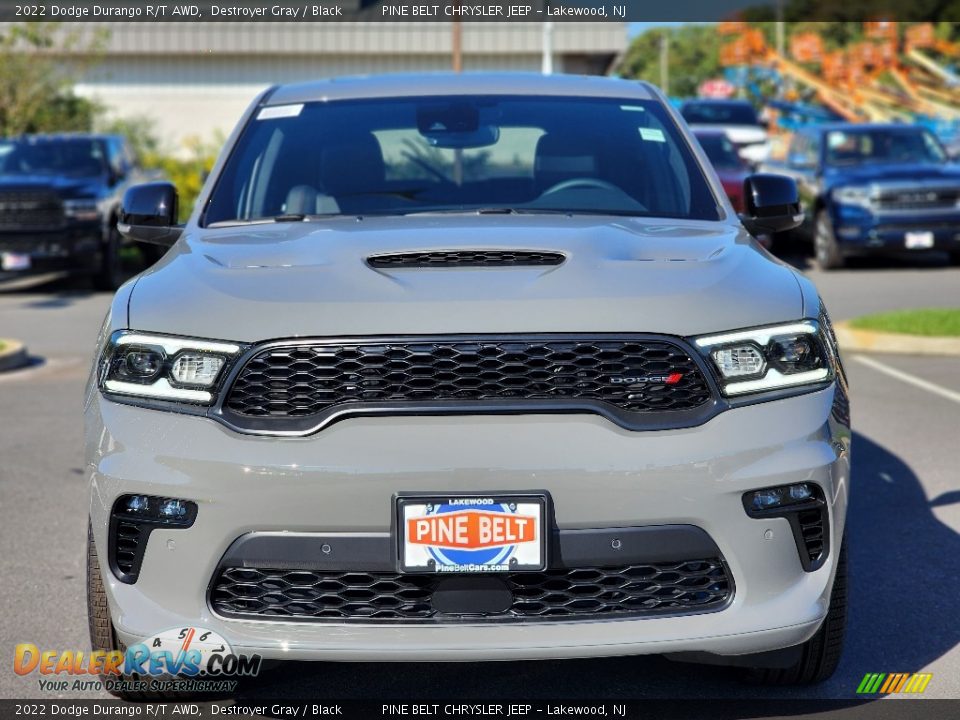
[0, 22, 108, 136]
[616, 25, 725, 98]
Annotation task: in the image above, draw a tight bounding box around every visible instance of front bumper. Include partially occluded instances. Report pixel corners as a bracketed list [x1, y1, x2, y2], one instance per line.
[831, 205, 960, 254]
[87, 385, 850, 661]
[0, 225, 102, 282]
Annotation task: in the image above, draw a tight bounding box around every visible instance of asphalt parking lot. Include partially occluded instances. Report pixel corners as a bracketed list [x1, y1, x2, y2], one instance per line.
[1, 255, 959, 703]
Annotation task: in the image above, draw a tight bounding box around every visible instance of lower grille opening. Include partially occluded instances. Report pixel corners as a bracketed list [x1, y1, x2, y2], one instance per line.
[210, 559, 732, 622]
[113, 521, 146, 577]
[108, 495, 198, 584]
[797, 509, 826, 564]
[742, 483, 830, 573]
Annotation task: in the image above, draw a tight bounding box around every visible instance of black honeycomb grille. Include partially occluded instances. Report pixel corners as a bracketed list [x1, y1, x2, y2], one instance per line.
[368, 250, 565, 268]
[224, 338, 712, 421]
[210, 560, 731, 622]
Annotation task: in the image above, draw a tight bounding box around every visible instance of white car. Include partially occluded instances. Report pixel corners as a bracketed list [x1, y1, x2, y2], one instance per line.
[681, 99, 772, 166]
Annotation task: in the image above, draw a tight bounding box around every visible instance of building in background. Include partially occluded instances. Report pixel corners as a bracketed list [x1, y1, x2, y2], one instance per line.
[64, 23, 627, 145]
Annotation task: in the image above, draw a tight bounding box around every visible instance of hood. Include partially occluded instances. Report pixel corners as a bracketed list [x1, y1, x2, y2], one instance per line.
[0, 174, 104, 198]
[824, 163, 960, 187]
[127, 215, 803, 342]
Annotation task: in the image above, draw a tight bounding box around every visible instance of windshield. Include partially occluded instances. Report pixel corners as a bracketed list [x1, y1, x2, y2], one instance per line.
[0, 139, 107, 177]
[204, 95, 721, 225]
[825, 129, 947, 166]
[695, 133, 744, 169]
[681, 102, 759, 126]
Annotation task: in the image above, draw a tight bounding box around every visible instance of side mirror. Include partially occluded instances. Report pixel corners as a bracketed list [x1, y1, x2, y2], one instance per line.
[108, 166, 126, 186]
[739, 174, 803, 236]
[117, 182, 183, 247]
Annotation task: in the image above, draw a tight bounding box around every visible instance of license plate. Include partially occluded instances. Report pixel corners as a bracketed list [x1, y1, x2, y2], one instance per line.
[905, 231, 935, 249]
[397, 494, 547, 573]
[1, 253, 31, 271]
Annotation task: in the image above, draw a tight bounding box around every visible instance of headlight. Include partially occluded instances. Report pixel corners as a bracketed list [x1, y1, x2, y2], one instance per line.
[99, 331, 243, 405]
[63, 198, 101, 222]
[832, 185, 872, 209]
[694, 321, 833, 397]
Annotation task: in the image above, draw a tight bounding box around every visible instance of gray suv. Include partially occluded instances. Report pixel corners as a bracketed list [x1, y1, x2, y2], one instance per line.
[84, 73, 849, 695]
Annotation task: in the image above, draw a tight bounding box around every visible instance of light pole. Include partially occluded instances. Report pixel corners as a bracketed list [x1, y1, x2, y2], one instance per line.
[542, 21, 554, 75]
[775, 0, 785, 58]
[452, 19, 462, 73]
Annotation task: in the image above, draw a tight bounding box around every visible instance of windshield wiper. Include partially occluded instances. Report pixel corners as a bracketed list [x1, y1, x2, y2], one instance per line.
[402, 207, 575, 217]
[206, 213, 340, 228]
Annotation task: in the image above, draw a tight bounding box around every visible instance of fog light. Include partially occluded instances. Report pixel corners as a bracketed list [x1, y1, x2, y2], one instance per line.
[747, 482, 817, 512]
[171, 353, 225, 387]
[125, 495, 151, 513]
[158, 498, 188, 519]
[743, 483, 828, 572]
[116, 494, 196, 525]
[111, 495, 198, 584]
[750, 488, 785, 511]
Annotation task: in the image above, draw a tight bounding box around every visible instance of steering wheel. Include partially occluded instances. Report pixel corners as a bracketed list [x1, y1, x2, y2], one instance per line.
[541, 178, 621, 196]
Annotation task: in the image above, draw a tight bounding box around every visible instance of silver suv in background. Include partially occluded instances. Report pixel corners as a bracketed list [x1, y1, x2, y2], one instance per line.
[85, 74, 849, 697]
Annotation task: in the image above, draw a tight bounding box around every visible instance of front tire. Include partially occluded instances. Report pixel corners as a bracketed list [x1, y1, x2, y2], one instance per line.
[92, 224, 123, 291]
[949, 251, 960, 267]
[745, 539, 847, 685]
[814, 210, 845, 271]
[87, 524, 116, 669]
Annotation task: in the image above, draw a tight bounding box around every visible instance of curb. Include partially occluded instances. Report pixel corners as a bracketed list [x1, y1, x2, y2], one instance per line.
[834, 321, 960, 357]
[0, 338, 29, 372]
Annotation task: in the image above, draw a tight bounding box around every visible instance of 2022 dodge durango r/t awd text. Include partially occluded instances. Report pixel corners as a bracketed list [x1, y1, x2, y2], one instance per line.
[84, 73, 850, 695]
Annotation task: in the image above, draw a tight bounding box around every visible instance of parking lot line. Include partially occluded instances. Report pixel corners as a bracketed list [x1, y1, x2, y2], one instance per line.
[853, 355, 960, 405]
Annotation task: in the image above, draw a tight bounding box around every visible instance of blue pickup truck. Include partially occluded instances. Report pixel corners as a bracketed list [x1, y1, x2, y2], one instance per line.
[762, 123, 960, 269]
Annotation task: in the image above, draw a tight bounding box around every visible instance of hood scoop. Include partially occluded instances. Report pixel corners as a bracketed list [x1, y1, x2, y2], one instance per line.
[367, 250, 566, 268]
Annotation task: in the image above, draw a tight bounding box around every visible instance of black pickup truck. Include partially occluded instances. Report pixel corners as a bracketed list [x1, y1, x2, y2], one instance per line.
[0, 134, 150, 290]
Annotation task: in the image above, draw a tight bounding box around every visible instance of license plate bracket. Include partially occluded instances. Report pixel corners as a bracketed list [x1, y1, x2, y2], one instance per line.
[396, 493, 548, 574]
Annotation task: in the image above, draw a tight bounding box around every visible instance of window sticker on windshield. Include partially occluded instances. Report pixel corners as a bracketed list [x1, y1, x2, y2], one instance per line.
[639, 128, 666, 143]
[620, 105, 647, 112]
[257, 104, 304, 120]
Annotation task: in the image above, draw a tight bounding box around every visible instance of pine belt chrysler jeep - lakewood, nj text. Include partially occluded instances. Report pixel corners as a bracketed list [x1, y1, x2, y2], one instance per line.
[84, 74, 850, 696]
